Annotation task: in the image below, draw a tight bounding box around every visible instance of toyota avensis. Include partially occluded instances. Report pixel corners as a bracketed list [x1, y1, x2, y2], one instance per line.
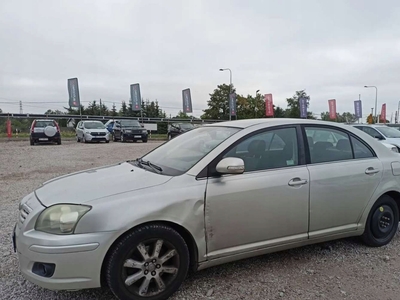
[14, 119, 400, 300]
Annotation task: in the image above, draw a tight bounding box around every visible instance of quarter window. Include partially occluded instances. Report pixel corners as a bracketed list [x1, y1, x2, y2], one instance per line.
[351, 137, 374, 159]
[223, 127, 298, 172]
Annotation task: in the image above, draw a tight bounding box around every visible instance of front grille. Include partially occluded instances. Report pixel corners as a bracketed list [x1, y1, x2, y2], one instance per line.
[19, 203, 32, 224]
[91, 132, 106, 136]
[132, 130, 142, 134]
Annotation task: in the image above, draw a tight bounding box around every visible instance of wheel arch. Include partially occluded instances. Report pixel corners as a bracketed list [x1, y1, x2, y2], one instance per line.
[100, 220, 199, 288]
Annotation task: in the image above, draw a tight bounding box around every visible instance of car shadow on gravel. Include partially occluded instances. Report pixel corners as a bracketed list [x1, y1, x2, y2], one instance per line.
[36, 235, 386, 300]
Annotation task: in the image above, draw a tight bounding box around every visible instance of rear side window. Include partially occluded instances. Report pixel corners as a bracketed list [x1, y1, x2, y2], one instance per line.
[305, 126, 375, 164]
[34, 121, 55, 127]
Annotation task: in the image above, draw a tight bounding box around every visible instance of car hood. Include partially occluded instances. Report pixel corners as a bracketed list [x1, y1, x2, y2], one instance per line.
[383, 138, 400, 147]
[35, 162, 172, 206]
[85, 128, 109, 133]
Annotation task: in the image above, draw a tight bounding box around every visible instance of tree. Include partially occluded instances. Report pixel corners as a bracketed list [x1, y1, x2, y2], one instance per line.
[119, 101, 128, 116]
[175, 111, 191, 119]
[111, 103, 117, 117]
[274, 106, 286, 118]
[202, 84, 235, 120]
[321, 112, 358, 123]
[285, 90, 314, 119]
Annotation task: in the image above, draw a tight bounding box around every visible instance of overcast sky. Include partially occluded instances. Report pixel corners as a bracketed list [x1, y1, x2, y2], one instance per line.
[1, 0, 399, 119]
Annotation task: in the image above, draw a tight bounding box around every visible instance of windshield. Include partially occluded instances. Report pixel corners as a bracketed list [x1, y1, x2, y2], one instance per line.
[121, 120, 141, 127]
[84, 122, 106, 129]
[376, 127, 400, 138]
[35, 120, 55, 127]
[180, 123, 195, 129]
[141, 126, 240, 176]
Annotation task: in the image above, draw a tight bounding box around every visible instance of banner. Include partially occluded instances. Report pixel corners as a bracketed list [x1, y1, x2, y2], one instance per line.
[354, 100, 362, 119]
[130, 83, 142, 111]
[6, 120, 11, 138]
[380, 103, 386, 123]
[229, 93, 237, 117]
[182, 88, 193, 113]
[299, 97, 307, 118]
[265, 94, 274, 117]
[328, 99, 337, 120]
[67, 78, 80, 108]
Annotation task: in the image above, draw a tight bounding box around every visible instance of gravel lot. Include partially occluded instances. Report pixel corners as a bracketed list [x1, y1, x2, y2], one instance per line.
[1, 140, 400, 300]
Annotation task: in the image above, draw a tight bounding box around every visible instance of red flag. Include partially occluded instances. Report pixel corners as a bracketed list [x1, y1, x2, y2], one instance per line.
[265, 94, 274, 117]
[328, 99, 337, 120]
[380, 104, 386, 123]
[6, 120, 12, 138]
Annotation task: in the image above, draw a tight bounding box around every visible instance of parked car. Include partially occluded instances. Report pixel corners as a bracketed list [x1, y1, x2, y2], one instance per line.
[76, 120, 110, 143]
[14, 119, 400, 300]
[113, 119, 148, 143]
[167, 122, 195, 140]
[29, 119, 61, 145]
[352, 124, 400, 152]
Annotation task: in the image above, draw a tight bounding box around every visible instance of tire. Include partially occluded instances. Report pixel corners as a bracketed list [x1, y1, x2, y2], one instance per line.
[121, 134, 125, 143]
[168, 134, 172, 141]
[30, 139, 34, 146]
[82, 135, 87, 143]
[142, 139, 148, 143]
[106, 140, 110, 143]
[57, 139, 61, 145]
[106, 224, 190, 300]
[113, 134, 117, 142]
[362, 195, 399, 247]
[76, 135, 80, 142]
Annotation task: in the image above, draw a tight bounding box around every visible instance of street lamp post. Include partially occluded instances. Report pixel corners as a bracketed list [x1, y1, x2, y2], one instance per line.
[255, 90, 260, 117]
[219, 68, 233, 120]
[364, 85, 378, 123]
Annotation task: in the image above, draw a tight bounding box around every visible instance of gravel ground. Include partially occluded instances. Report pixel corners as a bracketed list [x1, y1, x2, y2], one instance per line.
[1, 140, 400, 300]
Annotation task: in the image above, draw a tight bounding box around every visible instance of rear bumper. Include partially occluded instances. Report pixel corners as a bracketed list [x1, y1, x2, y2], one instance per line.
[31, 133, 61, 143]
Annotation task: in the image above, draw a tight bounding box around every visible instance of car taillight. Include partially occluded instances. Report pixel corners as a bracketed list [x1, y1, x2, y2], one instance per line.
[54, 122, 60, 132]
[31, 120, 36, 133]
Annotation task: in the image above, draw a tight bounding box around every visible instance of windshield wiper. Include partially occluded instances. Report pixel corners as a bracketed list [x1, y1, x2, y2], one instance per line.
[136, 158, 163, 173]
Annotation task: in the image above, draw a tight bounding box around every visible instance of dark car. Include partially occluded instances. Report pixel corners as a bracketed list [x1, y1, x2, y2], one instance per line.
[167, 122, 195, 140]
[30, 119, 61, 145]
[113, 119, 148, 143]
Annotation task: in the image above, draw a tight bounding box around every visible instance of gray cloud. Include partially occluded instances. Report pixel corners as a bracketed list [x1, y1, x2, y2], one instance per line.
[0, 0, 399, 119]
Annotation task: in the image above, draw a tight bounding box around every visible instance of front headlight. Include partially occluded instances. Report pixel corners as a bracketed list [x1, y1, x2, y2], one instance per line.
[391, 146, 399, 153]
[124, 129, 132, 133]
[142, 129, 147, 133]
[35, 204, 91, 235]
[85, 131, 91, 135]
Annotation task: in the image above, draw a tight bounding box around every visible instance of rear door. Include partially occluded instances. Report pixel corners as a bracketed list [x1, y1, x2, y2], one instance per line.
[304, 125, 382, 238]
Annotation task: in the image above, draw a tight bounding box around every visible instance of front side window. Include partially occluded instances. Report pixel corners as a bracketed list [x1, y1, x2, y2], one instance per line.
[140, 126, 240, 176]
[362, 127, 383, 139]
[375, 127, 400, 138]
[223, 127, 298, 172]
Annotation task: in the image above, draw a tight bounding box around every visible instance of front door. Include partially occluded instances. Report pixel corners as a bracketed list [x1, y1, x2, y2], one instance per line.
[205, 126, 310, 258]
[304, 126, 383, 237]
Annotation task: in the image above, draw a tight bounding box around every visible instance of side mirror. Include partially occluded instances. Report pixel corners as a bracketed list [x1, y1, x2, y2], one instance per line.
[375, 135, 384, 140]
[216, 157, 245, 175]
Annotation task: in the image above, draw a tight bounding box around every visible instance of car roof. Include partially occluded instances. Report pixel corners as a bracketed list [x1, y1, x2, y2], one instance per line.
[350, 124, 388, 128]
[204, 118, 354, 129]
[34, 119, 55, 122]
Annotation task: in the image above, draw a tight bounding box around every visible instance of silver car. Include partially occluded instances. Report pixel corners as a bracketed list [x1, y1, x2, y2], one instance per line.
[14, 119, 400, 300]
[76, 120, 110, 143]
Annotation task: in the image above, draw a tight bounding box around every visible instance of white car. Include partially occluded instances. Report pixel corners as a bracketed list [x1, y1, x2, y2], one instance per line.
[352, 125, 400, 153]
[76, 120, 110, 143]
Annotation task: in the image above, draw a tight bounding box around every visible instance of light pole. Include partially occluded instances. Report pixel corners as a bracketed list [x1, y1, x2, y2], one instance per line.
[219, 68, 233, 120]
[364, 85, 378, 123]
[397, 101, 400, 124]
[255, 90, 260, 117]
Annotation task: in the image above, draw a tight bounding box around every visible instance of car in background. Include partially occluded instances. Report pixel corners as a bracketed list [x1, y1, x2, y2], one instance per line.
[167, 122, 195, 140]
[76, 120, 110, 143]
[113, 119, 148, 143]
[30, 119, 61, 146]
[14, 119, 400, 300]
[352, 124, 400, 152]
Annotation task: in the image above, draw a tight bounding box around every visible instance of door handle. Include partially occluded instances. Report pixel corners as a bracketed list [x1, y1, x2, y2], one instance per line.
[288, 178, 308, 186]
[365, 167, 380, 175]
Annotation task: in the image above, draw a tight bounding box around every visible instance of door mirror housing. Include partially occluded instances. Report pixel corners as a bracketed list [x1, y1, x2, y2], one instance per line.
[216, 157, 245, 174]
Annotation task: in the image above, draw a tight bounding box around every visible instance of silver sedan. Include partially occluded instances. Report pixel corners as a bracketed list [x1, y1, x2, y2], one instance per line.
[14, 119, 400, 300]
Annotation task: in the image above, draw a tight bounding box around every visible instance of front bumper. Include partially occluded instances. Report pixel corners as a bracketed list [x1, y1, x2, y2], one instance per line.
[121, 132, 148, 140]
[14, 194, 117, 291]
[84, 133, 110, 142]
[15, 225, 116, 290]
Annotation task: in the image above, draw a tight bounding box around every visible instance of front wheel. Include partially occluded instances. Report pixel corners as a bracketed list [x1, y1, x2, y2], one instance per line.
[106, 224, 190, 300]
[362, 195, 399, 247]
[142, 139, 148, 143]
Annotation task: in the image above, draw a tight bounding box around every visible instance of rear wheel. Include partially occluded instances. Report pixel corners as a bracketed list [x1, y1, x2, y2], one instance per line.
[57, 139, 61, 145]
[106, 224, 189, 300]
[30, 139, 34, 146]
[362, 195, 399, 247]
